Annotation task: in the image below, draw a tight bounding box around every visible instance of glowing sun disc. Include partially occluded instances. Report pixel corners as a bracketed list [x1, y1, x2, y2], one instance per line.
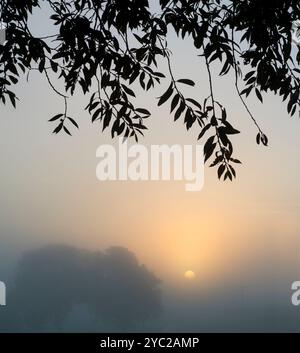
[184, 270, 196, 280]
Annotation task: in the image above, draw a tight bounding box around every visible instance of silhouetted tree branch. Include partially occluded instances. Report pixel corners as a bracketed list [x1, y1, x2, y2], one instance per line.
[1, 0, 300, 179]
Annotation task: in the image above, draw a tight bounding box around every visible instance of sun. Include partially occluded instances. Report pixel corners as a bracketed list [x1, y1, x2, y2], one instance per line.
[184, 270, 196, 280]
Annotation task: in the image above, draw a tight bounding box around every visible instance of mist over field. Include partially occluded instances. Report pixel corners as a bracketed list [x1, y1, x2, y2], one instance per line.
[1, 238, 300, 333]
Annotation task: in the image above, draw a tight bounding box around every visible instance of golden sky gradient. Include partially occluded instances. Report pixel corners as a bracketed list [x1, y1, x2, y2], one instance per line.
[1, 4, 300, 291]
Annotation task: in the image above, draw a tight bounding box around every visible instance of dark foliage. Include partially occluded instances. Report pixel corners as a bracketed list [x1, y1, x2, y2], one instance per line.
[1, 0, 300, 179]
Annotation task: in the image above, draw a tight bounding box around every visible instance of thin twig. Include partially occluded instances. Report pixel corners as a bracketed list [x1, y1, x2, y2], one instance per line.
[231, 27, 264, 134]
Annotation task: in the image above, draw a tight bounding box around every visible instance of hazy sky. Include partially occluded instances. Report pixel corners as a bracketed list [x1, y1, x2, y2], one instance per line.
[1, 1, 300, 296]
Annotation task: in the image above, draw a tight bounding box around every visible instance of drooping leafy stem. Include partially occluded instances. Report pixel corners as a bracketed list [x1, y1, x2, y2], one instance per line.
[203, 51, 240, 180]
[45, 68, 80, 135]
[204, 54, 225, 170]
[230, 11, 268, 147]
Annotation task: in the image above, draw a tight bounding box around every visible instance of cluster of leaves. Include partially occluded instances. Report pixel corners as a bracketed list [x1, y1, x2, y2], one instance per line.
[157, 78, 240, 180]
[1, 0, 300, 179]
[0, 0, 45, 107]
